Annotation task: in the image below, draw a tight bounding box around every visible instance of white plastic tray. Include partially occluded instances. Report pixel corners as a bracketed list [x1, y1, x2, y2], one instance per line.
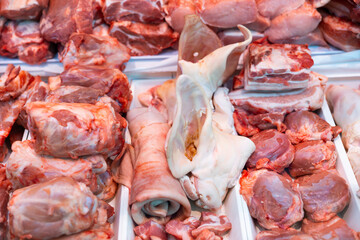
[244, 101, 360, 239]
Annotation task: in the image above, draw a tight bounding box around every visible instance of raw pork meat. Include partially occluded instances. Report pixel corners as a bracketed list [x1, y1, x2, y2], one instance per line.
[6, 140, 107, 193]
[92, 0, 105, 27]
[60, 33, 130, 70]
[295, 170, 350, 222]
[40, 0, 93, 45]
[0, 21, 53, 64]
[164, 0, 196, 32]
[256, 0, 305, 19]
[302, 216, 359, 239]
[247, 129, 295, 173]
[272, 28, 328, 46]
[195, 0, 257, 28]
[165, 217, 200, 239]
[46, 86, 107, 104]
[127, 107, 191, 225]
[289, 140, 336, 177]
[0, 0, 48, 20]
[26, 101, 127, 158]
[284, 111, 341, 144]
[8, 177, 113, 239]
[103, 0, 164, 24]
[48, 66, 132, 112]
[325, 0, 360, 23]
[191, 212, 232, 237]
[265, 2, 322, 43]
[309, 0, 331, 8]
[0, 164, 10, 240]
[319, 14, 360, 52]
[134, 220, 167, 240]
[240, 169, 304, 229]
[109, 21, 179, 56]
[229, 72, 327, 115]
[256, 229, 314, 240]
[244, 13, 271, 32]
[243, 43, 314, 91]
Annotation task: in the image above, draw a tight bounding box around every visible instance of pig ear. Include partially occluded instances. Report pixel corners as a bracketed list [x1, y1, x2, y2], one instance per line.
[178, 15, 222, 68]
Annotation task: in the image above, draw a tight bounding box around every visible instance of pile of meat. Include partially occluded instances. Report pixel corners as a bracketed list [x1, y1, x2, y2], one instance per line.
[0, 17, 133, 237]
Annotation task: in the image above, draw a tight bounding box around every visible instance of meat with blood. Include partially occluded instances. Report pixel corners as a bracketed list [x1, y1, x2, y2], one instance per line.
[103, 0, 164, 24]
[284, 111, 341, 144]
[26, 101, 127, 158]
[302, 216, 359, 239]
[289, 140, 336, 178]
[247, 129, 295, 173]
[295, 170, 350, 222]
[134, 220, 167, 240]
[240, 169, 304, 229]
[256, 228, 314, 240]
[40, 0, 93, 45]
[109, 21, 179, 56]
[8, 177, 113, 239]
[164, 0, 196, 32]
[60, 33, 130, 70]
[165, 217, 200, 239]
[0, 0, 49, 20]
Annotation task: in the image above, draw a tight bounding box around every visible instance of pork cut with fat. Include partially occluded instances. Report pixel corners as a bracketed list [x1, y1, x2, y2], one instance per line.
[302, 216, 359, 240]
[0, 0, 48, 20]
[195, 0, 257, 28]
[256, 0, 305, 19]
[40, 0, 93, 45]
[324, 0, 360, 23]
[134, 220, 167, 240]
[0, 164, 10, 240]
[164, 0, 196, 32]
[244, 13, 271, 32]
[265, 2, 322, 43]
[60, 33, 130, 70]
[256, 229, 314, 240]
[240, 169, 304, 229]
[285, 111, 342, 144]
[271, 28, 328, 46]
[309, 0, 331, 8]
[8, 177, 113, 239]
[289, 140, 336, 178]
[165, 217, 200, 239]
[191, 212, 232, 237]
[109, 21, 179, 56]
[103, 0, 164, 24]
[0, 21, 53, 65]
[247, 129, 295, 173]
[295, 170, 350, 222]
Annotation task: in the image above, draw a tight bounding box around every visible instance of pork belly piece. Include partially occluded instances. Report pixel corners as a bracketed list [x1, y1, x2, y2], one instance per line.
[302, 216, 359, 240]
[243, 43, 314, 91]
[319, 14, 360, 52]
[265, 2, 322, 43]
[40, 0, 93, 45]
[271, 28, 328, 46]
[0, 0, 48, 20]
[26, 101, 127, 158]
[289, 140, 336, 177]
[247, 129, 294, 172]
[324, 0, 360, 23]
[0, 164, 11, 240]
[240, 169, 304, 229]
[60, 33, 130, 70]
[295, 170, 350, 222]
[164, 0, 196, 32]
[6, 140, 107, 193]
[8, 177, 114, 239]
[256, 229, 314, 240]
[0, 20, 53, 64]
[103, 0, 164, 24]
[109, 21, 179, 56]
[229, 72, 327, 115]
[195, 0, 257, 28]
[127, 107, 191, 225]
[134, 220, 167, 240]
[256, 0, 305, 19]
[285, 111, 342, 144]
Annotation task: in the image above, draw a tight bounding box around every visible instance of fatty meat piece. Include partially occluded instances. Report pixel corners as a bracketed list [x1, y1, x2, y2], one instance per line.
[256, 0, 305, 19]
[0, 0, 48, 20]
[324, 0, 360, 23]
[164, 0, 196, 32]
[134, 220, 167, 240]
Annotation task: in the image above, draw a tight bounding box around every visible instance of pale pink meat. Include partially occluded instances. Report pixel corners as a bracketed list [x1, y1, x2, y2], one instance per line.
[191, 212, 232, 237]
[165, 216, 200, 239]
[0, 0, 48, 20]
[295, 170, 350, 222]
[109, 21, 179, 56]
[256, 0, 305, 19]
[244, 13, 271, 32]
[195, 0, 257, 28]
[164, 0, 196, 32]
[256, 228, 314, 240]
[0, 164, 10, 240]
[134, 220, 167, 240]
[272, 28, 328, 46]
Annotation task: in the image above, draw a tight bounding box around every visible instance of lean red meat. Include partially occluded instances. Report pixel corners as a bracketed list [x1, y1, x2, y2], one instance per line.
[0, 0, 48, 20]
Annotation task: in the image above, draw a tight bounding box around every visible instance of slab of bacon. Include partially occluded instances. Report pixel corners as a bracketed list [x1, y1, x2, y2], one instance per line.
[242, 43, 314, 91]
[26, 101, 127, 158]
[0, 0, 48, 20]
[60, 33, 130, 70]
[8, 177, 114, 239]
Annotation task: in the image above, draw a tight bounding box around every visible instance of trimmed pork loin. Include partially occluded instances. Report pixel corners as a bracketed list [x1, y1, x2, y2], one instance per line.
[295, 170, 350, 222]
[302, 216, 359, 240]
[109, 21, 179, 56]
[284, 111, 342, 144]
[40, 0, 93, 45]
[195, 0, 257, 28]
[164, 0, 196, 32]
[103, 0, 164, 24]
[0, 0, 48, 20]
[256, 229, 314, 240]
[247, 129, 295, 173]
[0, 21, 53, 65]
[240, 169, 304, 229]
